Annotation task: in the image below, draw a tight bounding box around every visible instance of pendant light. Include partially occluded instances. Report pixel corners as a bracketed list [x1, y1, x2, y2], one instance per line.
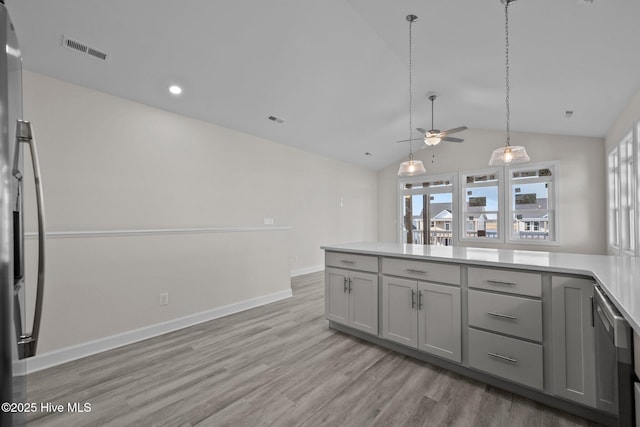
[489, 0, 530, 166]
[398, 14, 426, 176]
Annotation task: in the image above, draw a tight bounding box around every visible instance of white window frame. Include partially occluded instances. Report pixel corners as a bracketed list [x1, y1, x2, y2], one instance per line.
[397, 173, 458, 246]
[505, 161, 560, 246]
[607, 127, 638, 256]
[607, 146, 620, 253]
[458, 168, 504, 243]
[620, 132, 636, 255]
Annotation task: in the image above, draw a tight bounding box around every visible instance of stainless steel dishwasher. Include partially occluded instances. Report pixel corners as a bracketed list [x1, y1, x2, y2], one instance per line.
[594, 285, 635, 427]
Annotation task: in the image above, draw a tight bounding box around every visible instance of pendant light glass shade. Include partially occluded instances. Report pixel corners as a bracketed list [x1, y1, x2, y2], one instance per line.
[488, 144, 530, 166]
[398, 158, 427, 176]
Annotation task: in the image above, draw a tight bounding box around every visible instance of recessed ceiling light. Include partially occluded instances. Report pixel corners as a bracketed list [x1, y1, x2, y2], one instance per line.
[168, 85, 183, 95]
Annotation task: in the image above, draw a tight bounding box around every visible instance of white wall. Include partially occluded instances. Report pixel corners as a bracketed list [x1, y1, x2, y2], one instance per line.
[378, 128, 606, 254]
[21, 71, 377, 357]
[605, 86, 640, 152]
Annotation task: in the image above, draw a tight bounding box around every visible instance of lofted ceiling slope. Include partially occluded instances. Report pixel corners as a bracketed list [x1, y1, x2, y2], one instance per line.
[6, 0, 640, 170]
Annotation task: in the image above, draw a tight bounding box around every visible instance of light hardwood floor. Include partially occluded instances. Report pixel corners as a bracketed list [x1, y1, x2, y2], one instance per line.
[26, 272, 601, 426]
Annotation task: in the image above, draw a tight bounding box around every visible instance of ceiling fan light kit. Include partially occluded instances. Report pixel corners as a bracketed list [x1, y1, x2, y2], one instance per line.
[489, 0, 530, 166]
[424, 135, 442, 146]
[397, 14, 426, 176]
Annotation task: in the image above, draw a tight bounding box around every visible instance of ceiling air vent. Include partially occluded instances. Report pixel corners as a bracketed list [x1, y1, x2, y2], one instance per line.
[267, 115, 285, 124]
[62, 36, 108, 62]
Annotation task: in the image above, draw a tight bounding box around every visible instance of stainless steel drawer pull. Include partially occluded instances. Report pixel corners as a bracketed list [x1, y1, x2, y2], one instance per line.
[488, 352, 517, 364]
[340, 260, 355, 264]
[487, 312, 517, 320]
[406, 269, 427, 275]
[486, 280, 517, 287]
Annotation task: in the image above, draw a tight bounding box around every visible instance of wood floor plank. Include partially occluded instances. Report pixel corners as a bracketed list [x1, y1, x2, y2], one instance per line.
[26, 271, 602, 426]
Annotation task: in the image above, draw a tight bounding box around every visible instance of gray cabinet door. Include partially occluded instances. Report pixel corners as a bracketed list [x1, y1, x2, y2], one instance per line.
[381, 276, 417, 348]
[551, 276, 596, 407]
[325, 268, 349, 325]
[349, 271, 378, 335]
[417, 282, 461, 362]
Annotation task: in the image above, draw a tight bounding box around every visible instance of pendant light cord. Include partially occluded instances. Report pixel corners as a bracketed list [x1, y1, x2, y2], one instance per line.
[408, 16, 415, 160]
[505, 0, 511, 147]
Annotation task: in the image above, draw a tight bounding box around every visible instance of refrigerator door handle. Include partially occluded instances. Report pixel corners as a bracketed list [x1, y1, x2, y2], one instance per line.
[13, 120, 46, 358]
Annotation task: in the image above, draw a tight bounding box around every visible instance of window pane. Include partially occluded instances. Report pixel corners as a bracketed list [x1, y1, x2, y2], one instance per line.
[511, 212, 551, 240]
[461, 169, 501, 241]
[508, 164, 556, 243]
[608, 149, 619, 248]
[430, 192, 453, 246]
[511, 182, 548, 210]
[466, 186, 499, 211]
[402, 194, 425, 244]
[400, 179, 454, 246]
[464, 213, 498, 239]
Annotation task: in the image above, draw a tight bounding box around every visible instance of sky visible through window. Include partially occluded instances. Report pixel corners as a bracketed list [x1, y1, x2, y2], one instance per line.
[408, 182, 548, 216]
[410, 193, 452, 216]
[512, 183, 548, 208]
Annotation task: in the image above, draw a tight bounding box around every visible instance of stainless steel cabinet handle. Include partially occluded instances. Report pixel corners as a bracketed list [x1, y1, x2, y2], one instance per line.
[411, 289, 416, 308]
[340, 259, 355, 264]
[406, 269, 427, 275]
[488, 352, 517, 364]
[487, 312, 517, 320]
[348, 278, 352, 294]
[418, 290, 423, 310]
[486, 280, 516, 287]
[13, 120, 46, 359]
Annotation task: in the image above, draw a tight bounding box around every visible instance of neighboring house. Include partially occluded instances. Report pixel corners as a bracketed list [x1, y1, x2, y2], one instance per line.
[405, 198, 549, 245]
[513, 198, 550, 239]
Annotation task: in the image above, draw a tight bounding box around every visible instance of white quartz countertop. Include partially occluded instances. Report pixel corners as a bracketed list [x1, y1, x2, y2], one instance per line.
[321, 242, 640, 333]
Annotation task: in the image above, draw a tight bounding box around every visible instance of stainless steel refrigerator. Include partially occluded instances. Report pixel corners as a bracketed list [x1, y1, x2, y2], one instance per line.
[0, 1, 46, 425]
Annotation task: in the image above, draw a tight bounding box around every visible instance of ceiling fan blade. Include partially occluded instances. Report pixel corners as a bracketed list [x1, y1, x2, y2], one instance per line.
[442, 136, 464, 143]
[416, 127, 428, 135]
[396, 138, 423, 143]
[441, 126, 468, 136]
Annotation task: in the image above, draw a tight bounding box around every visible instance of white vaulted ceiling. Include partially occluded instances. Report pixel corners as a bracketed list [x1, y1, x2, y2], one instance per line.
[6, 0, 640, 169]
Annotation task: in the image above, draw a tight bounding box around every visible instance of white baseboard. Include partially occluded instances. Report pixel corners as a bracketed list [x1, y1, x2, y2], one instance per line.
[290, 264, 324, 277]
[26, 288, 293, 374]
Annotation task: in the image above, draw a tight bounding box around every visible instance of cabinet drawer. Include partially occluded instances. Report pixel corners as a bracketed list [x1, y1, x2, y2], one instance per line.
[468, 290, 542, 342]
[326, 252, 378, 273]
[382, 258, 460, 285]
[468, 267, 541, 297]
[468, 328, 543, 390]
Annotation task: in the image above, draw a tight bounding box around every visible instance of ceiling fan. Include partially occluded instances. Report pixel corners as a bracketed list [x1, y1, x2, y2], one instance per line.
[398, 93, 468, 146]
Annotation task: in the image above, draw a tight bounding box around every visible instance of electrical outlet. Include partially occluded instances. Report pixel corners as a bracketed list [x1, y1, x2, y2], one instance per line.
[263, 218, 274, 225]
[160, 293, 169, 306]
